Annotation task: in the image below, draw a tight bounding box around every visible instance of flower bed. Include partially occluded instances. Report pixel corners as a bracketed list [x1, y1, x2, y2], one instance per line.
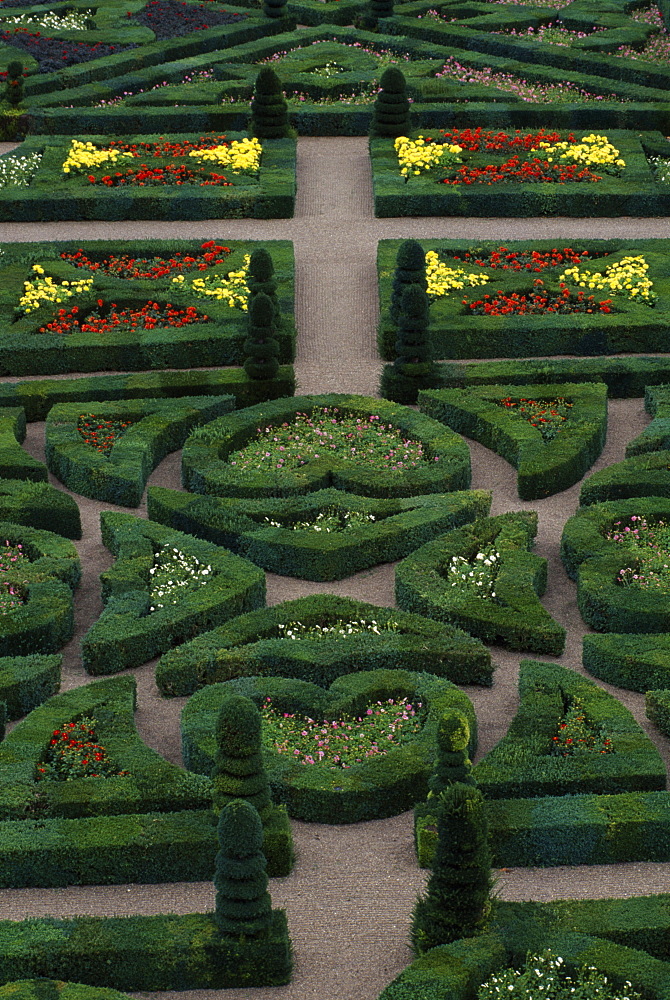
[395, 511, 566, 654]
[45, 396, 235, 507]
[0, 238, 295, 376]
[81, 514, 265, 675]
[154, 594, 494, 695]
[377, 238, 670, 360]
[419, 382, 608, 499]
[371, 129, 670, 217]
[0, 132, 296, 221]
[181, 393, 471, 499]
[181, 667, 476, 822]
[147, 484, 490, 579]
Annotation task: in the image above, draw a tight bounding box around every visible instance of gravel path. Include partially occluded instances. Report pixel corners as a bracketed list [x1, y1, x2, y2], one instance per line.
[1, 137, 670, 1000]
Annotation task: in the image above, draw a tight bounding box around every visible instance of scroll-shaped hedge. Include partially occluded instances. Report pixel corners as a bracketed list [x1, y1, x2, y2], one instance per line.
[395, 511, 566, 654]
[626, 384, 670, 456]
[584, 633, 670, 692]
[578, 552, 670, 633]
[45, 395, 235, 507]
[0, 653, 61, 720]
[0, 521, 81, 590]
[147, 485, 491, 581]
[0, 480, 81, 539]
[560, 496, 670, 580]
[181, 393, 471, 499]
[156, 594, 495, 696]
[81, 514, 265, 675]
[473, 660, 665, 798]
[580, 451, 670, 506]
[0, 408, 48, 482]
[418, 382, 608, 500]
[181, 668, 476, 823]
[0, 675, 211, 820]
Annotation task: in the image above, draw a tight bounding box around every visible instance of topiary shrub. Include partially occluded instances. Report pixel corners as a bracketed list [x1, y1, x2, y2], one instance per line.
[250, 68, 292, 139]
[370, 67, 410, 138]
[390, 240, 427, 325]
[248, 248, 280, 319]
[244, 292, 280, 381]
[214, 799, 273, 938]
[410, 782, 495, 955]
[4, 62, 24, 108]
[212, 695, 272, 819]
[382, 283, 441, 402]
[428, 710, 476, 796]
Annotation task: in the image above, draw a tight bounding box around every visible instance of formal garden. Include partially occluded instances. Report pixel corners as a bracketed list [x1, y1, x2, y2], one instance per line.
[0, 0, 670, 998]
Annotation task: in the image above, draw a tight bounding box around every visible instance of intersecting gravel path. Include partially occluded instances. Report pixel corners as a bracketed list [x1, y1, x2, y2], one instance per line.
[1, 137, 670, 1000]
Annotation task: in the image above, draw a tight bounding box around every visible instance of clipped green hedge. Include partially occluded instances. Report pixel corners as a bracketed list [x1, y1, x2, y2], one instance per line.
[0, 653, 61, 720]
[584, 633, 670, 692]
[0, 408, 47, 482]
[0, 578, 74, 657]
[0, 134, 296, 222]
[560, 496, 670, 580]
[0, 676, 211, 820]
[182, 668, 476, 823]
[0, 368, 294, 417]
[46, 396, 235, 507]
[627, 383, 670, 456]
[370, 131, 669, 218]
[147, 485, 491, 580]
[473, 660, 665, 798]
[0, 238, 296, 376]
[647, 689, 670, 739]
[395, 512, 566, 654]
[156, 594, 495, 696]
[0, 983, 136, 1000]
[81, 513, 265, 675]
[419, 383, 607, 500]
[428, 356, 670, 398]
[0, 521, 81, 591]
[181, 393, 471, 499]
[378, 238, 670, 360]
[0, 910, 291, 990]
[416, 789, 670, 869]
[581, 450, 670, 505]
[0, 480, 81, 539]
[578, 552, 670, 633]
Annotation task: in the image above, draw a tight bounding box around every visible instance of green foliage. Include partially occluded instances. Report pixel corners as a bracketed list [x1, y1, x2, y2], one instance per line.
[5, 63, 24, 108]
[214, 799, 273, 938]
[428, 710, 475, 796]
[213, 696, 272, 817]
[244, 292, 280, 380]
[371, 67, 410, 137]
[390, 239, 427, 325]
[585, 633, 670, 693]
[411, 782, 495, 955]
[250, 68, 292, 139]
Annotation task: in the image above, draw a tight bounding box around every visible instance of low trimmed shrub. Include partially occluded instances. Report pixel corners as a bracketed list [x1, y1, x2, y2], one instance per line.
[156, 594, 495, 696]
[0, 653, 61, 720]
[0, 408, 47, 482]
[580, 451, 670, 506]
[584, 633, 670, 692]
[0, 480, 81, 539]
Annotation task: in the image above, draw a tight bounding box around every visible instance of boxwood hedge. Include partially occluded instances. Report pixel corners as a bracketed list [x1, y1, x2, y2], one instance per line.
[0, 480, 81, 539]
[395, 512, 566, 654]
[0, 408, 47, 482]
[0, 653, 61, 721]
[584, 633, 670, 692]
[81, 514, 265, 675]
[181, 668, 476, 823]
[627, 383, 670, 456]
[419, 383, 608, 500]
[156, 594, 495, 696]
[146, 485, 491, 580]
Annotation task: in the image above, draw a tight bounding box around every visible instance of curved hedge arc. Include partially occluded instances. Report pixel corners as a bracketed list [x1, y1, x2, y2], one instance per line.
[0, 521, 81, 590]
[395, 511, 566, 654]
[45, 396, 235, 507]
[472, 660, 665, 798]
[0, 578, 73, 657]
[156, 594, 495, 696]
[0, 675, 211, 820]
[577, 551, 670, 633]
[81, 514, 265, 675]
[379, 928, 670, 1000]
[419, 383, 608, 500]
[0, 480, 81, 539]
[181, 668, 476, 823]
[0, 653, 61, 720]
[560, 496, 670, 580]
[0, 408, 48, 482]
[580, 451, 670, 506]
[181, 393, 471, 499]
[584, 633, 670, 692]
[147, 485, 491, 580]
[626, 384, 670, 457]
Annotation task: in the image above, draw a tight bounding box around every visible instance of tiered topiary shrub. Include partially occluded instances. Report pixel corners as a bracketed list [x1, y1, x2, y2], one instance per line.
[214, 799, 274, 937]
[370, 67, 410, 137]
[250, 68, 292, 139]
[244, 293, 280, 380]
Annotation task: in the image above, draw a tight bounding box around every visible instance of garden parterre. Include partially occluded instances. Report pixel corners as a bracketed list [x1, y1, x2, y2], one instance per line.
[2, 0, 667, 1000]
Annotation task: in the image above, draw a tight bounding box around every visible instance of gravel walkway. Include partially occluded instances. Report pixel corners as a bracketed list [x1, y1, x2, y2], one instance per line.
[1, 137, 670, 1000]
